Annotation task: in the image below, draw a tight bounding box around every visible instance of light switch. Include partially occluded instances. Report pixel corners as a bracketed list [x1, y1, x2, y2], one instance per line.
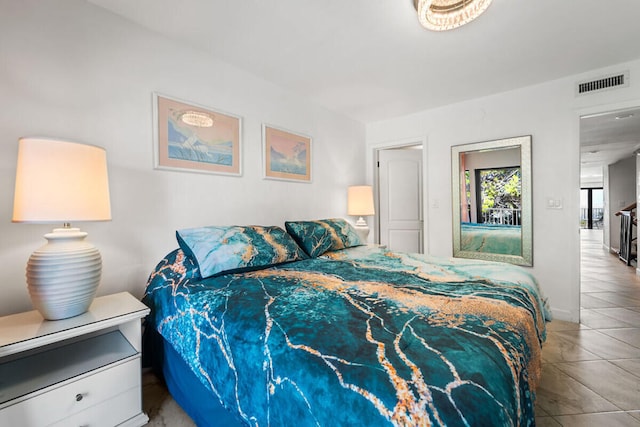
[546, 198, 563, 209]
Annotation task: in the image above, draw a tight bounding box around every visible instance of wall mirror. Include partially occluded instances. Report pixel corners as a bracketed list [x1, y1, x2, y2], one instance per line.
[451, 135, 532, 266]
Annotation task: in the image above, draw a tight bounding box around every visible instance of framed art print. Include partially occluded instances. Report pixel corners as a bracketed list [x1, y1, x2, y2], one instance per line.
[262, 124, 312, 182]
[153, 93, 241, 176]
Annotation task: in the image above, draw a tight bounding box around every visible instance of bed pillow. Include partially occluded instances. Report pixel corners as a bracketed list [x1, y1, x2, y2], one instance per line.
[176, 225, 308, 278]
[284, 218, 363, 258]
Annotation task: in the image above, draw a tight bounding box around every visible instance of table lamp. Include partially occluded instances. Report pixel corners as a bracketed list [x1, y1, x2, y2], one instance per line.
[12, 137, 112, 320]
[347, 185, 375, 242]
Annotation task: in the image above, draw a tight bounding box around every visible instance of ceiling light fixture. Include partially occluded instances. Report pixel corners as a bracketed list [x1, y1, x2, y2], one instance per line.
[414, 0, 493, 31]
[179, 110, 214, 127]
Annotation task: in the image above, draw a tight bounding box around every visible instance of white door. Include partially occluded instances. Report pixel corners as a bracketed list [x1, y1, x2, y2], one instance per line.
[378, 148, 424, 253]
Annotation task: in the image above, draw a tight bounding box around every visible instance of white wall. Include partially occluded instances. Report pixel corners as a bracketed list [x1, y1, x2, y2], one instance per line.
[0, 0, 366, 316]
[636, 153, 640, 275]
[367, 59, 640, 322]
[603, 166, 611, 251]
[607, 156, 636, 252]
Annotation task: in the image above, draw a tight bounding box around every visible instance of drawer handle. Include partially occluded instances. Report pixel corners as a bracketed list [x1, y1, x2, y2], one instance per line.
[75, 393, 85, 402]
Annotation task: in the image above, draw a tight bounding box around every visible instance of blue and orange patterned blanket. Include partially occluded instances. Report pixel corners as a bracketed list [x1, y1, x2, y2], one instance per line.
[144, 245, 548, 426]
[460, 222, 522, 256]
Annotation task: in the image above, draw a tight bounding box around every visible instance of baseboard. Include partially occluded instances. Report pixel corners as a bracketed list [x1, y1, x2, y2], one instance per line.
[549, 307, 579, 323]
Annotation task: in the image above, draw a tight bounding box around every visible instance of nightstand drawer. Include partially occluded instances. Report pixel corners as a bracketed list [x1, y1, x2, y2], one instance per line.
[0, 357, 140, 426]
[51, 386, 145, 427]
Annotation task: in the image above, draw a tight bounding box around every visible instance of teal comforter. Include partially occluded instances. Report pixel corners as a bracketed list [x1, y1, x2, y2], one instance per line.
[144, 246, 548, 426]
[460, 222, 522, 256]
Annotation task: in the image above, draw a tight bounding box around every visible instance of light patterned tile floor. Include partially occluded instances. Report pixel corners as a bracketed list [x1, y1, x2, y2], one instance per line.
[142, 370, 195, 426]
[536, 229, 640, 426]
[142, 229, 640, 426]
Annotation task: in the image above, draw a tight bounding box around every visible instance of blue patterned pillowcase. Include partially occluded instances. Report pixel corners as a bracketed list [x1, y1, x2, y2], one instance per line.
[176, 225, 308, 278]
[284, 218, 363, 258]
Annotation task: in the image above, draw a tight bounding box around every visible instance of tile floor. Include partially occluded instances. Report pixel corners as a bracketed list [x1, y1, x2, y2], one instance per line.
[535, 229, 640, 426]
[142, 228, 640, 426]
[142, 371, 195, 426]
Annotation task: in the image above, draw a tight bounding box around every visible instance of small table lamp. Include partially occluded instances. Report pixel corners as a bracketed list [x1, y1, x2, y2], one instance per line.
[12, 137, 112, 320]
[347, 185, 375, 242]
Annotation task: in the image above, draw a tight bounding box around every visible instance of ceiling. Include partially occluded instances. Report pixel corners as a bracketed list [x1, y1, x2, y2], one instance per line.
[88, 0, 640, 124]
[88, 1, 640, 180]
[581, 108, 640, 185]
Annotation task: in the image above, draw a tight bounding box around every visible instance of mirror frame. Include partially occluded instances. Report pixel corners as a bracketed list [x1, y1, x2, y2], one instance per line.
[451, 135, 532, 266]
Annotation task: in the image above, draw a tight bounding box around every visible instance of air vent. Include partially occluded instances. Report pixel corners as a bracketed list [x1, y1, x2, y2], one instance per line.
[576, 71, 629, 96]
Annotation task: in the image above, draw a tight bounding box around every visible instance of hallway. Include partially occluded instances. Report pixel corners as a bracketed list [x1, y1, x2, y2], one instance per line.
[535, 229, 640, 426]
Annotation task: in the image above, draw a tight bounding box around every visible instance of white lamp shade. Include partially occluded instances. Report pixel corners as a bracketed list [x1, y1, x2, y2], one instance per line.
[13, 137, 112, 223]
[347, 185, 375, 216]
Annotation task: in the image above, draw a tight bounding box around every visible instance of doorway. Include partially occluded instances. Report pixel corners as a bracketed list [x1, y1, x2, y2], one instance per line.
[580, 188, 604, 230]
[376, 144, 424, 253]
[579, 105, 640, 322]
[580, 106, 640, 253]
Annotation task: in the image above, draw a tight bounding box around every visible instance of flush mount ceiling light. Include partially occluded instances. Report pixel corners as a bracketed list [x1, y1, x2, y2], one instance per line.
[414, 0, 493, 31]
[179, 110, 214, 127]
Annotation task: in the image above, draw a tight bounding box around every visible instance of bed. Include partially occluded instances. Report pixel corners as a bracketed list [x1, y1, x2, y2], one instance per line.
[142, 219, 549, 426]
[460, 222, 522, 256]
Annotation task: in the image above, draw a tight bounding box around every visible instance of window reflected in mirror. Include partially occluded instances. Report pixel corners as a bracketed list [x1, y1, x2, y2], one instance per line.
[452, 136, 532, 266]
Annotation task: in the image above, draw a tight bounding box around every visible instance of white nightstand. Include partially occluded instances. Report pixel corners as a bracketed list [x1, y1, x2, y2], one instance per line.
[0, 292, 150, 427]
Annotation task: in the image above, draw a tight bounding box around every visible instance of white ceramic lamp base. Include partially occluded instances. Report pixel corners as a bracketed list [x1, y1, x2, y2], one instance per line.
[26, 227, 102, 320]
[353, 216, 370, 242]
